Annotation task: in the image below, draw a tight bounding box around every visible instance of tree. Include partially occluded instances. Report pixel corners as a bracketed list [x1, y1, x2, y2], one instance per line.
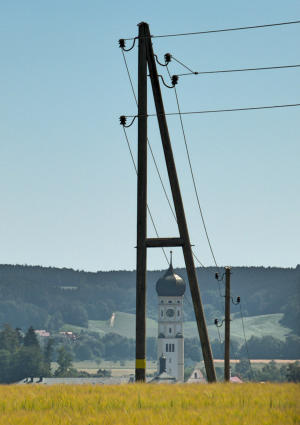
[23, 326, 39, 347]
[13, 345, 45, 381]
[74, 343, 93, 361]
[286, 361, 300, 382]
[280, 297, 300, 335]
[61, 304, 88, 328]
[253, 360, 283, 382]
[239, 335, 284, 359]
[43, 338, 54, 376]
[146, 337, 157, 360]
[55, 346, 73, 376]
[184, 338, 202, 362]
[0, 324, 21, 353]
[235, 358, 252, 380]
[0, 349, 11, 382]
[47, 312, 64, 331]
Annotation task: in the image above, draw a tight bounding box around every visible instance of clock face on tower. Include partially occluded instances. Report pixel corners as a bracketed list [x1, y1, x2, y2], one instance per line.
[166, 308, 175, 318]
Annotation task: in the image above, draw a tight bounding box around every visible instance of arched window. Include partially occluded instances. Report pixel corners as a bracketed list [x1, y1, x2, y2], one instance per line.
[177, 310, 180, 316]
[161, 310, 163, 317]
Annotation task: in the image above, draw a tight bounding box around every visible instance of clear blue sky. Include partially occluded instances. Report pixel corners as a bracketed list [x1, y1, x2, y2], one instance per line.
[0, 0, 299, 271]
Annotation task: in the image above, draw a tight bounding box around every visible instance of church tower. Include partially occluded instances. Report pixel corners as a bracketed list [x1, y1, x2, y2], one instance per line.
[155, 253, 186, 382]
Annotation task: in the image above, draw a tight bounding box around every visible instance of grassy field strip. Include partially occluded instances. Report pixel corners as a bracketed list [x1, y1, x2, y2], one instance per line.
[71, 360, 299, 377]
[71, 312, 291, 343]
[0, 383, 298, 425]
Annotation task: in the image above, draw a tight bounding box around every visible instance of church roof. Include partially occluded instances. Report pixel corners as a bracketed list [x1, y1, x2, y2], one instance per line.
[156, 263, 186, 296]
[149, 371, 176, 384]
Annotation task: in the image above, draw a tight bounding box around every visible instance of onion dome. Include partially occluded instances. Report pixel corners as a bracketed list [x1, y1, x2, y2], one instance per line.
[156, 252, 186, 296]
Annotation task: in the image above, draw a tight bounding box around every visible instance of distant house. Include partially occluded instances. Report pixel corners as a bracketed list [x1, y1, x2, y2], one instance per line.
[58, 286, 78, 291]
[59, 331, 77, 340]
[230, 376, 243, 383]
[186, 368, 206, 384]
[34, 330, 50, 338]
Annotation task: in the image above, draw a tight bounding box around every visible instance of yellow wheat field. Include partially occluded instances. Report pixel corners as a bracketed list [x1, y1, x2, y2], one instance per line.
[0, 383, 299, 425]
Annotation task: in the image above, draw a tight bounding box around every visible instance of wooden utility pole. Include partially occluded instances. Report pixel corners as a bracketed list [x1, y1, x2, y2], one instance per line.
[224, 267, 231, 381]
[134, 21, 216, 383]
[135, 22, 148, 382]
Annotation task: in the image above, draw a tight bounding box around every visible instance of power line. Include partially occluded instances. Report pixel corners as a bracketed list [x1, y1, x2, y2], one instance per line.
[122, 126, 169, 265]
[166, 65, 219, 269]
[216, 325, 223, 344]
[239, 303, 254, 379]
[120, 45, 206, 268]
[124, 19, 300, 40]
[124, 103, 300, 118]
[121, 49, 177, 221]
[176, 64, 300, 76]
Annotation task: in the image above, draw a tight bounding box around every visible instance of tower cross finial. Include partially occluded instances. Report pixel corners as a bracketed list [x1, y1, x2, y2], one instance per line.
[170, 250, 173, 267]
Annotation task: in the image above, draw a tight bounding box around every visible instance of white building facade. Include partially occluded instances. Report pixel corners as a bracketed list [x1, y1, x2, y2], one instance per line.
[156, 262, 186, 382]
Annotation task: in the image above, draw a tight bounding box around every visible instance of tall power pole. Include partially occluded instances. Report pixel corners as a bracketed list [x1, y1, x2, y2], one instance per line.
[135, 22, 148, 383]
[224, 267, 231, 381]
[134, 22, 216, 383]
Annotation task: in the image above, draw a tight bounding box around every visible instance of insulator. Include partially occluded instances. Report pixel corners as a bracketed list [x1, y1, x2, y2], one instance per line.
[119, 39, 126, 49]
[164, 53, 172, 64]
[119, 115, 126, 126]
[214, 318, 218, 325]
[171, 75, 179, 86]
[236, 296, 241, 303]
[215, 273, 219, 280]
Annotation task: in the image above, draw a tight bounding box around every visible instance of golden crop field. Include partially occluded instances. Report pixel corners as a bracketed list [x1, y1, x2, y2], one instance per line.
[0, 383, 299, 425]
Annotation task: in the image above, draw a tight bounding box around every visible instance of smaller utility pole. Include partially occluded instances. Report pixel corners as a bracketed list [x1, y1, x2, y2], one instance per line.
[224, 267, 231, 381]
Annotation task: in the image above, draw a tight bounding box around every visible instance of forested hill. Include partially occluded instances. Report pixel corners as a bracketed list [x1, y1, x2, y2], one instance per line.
[0, 264, 299, 334]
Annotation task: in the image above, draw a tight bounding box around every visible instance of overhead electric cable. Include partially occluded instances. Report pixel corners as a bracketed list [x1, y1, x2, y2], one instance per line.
[122, 126, 169, 265]
[124, 103, 300, 118]
[121, 49, 176, 221]
[123, 19, 300, 40]
[239, 302, 254, 379]
[217, 325, 223, 344]
[166, 66, 219, 269]
[120, 47, 206, 268]
[176, 64, 300, 76]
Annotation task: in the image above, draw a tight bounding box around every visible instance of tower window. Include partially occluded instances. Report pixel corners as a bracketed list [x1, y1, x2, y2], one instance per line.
[177, 310, 180, 316]
[168, 300, 172, 304]
[167, 343, 174, 352]
[169, 328, 172, 334]
[161, 310, 163, 317]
